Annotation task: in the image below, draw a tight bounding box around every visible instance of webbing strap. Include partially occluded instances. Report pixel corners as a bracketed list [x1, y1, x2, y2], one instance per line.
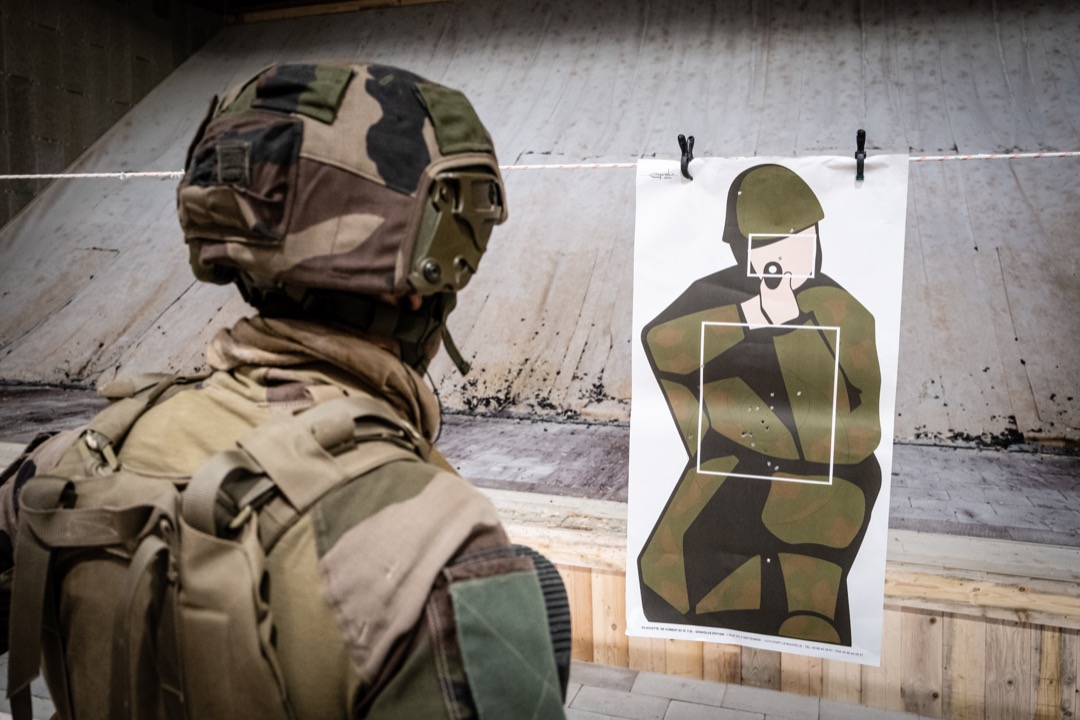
[184, 449, 263, 536]
[83, 374, 186, 449]
[441, 324, 471, 375]
[240, 396, 429, 509]
[62, 373, 202, 475]
[9, 690, 31, 720]
[21, 502, 160, 548]
[157, 575, 185, 720]
[8, 479, 171, 719]
[184, 396, 428, 547]
[7, 478, 70, 718]
[110, 534, 170, 720]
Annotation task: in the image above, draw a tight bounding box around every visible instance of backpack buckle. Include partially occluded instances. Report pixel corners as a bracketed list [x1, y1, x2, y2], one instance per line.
[82, 429, 119, 471]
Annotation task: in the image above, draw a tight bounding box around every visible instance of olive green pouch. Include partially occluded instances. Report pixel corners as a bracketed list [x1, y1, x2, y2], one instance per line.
[450, 571, 565, 720]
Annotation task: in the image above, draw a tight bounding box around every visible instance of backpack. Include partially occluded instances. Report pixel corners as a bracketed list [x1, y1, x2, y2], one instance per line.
[5, 375, 570, 719]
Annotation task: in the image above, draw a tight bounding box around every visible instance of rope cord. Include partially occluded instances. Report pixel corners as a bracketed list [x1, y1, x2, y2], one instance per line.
[0, 151, 1076, 181]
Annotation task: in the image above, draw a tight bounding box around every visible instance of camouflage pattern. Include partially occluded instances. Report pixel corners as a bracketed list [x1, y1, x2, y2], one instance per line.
[638, 166, 882, 646]
[177, 61, 507, 301]
[0, 316, 565, 719]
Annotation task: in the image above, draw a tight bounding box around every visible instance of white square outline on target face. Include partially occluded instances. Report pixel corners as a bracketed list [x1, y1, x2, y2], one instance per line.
[745, 232, 818, 280]
[696, 321, 840, 485]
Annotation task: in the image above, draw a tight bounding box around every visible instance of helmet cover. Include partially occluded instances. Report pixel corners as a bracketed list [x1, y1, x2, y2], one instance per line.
[177, 61, 507, 302]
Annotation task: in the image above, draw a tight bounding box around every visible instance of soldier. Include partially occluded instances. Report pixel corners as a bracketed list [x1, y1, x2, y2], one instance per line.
[638, 164, 882, 646]
[0, 62, 566, 719]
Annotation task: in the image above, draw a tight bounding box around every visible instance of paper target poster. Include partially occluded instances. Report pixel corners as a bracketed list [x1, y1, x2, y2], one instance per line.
[627, 155, 908, 665]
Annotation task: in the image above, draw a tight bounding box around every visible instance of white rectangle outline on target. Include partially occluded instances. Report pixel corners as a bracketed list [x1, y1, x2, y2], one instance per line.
[696, 321, 841, 486]
[745, 233, 818, 280]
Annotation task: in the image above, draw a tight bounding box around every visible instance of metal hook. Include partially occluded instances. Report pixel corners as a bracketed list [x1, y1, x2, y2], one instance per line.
[855, 129, 867, 182]
[678, 134, 695, 180]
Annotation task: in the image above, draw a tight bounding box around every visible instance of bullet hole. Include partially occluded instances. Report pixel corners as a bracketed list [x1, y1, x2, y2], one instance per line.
[1020, 359, 1026, 365]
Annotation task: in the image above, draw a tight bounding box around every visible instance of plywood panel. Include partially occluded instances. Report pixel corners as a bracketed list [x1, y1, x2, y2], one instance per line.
[591, 569, 628, 668]
[900, 609, 944, 717]
[702, 643, 741, 685]
[559, 564, 594, 662]
[863, 607, 904, 711]
[1035, 627, 1063, 720]
[1066, 630, 1079, 720]
[985, 620, 1037, 720]
[627, 635, 665, 674]
[821, 658, 861, 705]
[888, 529, 1080, 585]
[741, 647, 781, 691]
[664, 640, 703, 680]
[943, 614, 987, 720]
[780, 653, 823, 698]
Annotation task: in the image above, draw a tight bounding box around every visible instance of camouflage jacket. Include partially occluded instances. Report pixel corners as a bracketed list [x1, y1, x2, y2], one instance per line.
[642, 268, 882, 474]
[0, 316, 564, 719]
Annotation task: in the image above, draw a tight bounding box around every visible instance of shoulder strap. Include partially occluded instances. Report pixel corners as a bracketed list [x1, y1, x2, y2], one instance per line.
[183, 395, 429, 548]
[69, 374, 205, 473]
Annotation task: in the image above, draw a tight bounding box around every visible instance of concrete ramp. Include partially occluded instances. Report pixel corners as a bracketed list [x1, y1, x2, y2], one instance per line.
[0, 0, 1077, 444]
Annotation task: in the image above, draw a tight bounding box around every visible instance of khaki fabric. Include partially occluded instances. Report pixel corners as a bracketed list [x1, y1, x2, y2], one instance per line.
[1, 313, 562, 719]
[207, 315, 440, 440]
[264, 515, 355, 720]
[317, 470, 503, 686]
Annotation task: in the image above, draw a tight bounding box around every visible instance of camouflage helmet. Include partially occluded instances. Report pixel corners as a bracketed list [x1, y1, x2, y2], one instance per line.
[722, 164, 823, 245]
[177, 61, 507, 373]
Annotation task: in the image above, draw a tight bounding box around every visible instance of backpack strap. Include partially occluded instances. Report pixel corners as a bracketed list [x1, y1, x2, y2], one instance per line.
[110, 531, 175, 720]
[183, 395, 429, 546]
[6, 374, 201, 720]
[7, 479, 176, 720]
[71, 374, 204, 474]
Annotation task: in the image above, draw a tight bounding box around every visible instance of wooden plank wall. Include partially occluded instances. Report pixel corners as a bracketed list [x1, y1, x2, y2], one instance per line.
[557, 566, 1079, 720]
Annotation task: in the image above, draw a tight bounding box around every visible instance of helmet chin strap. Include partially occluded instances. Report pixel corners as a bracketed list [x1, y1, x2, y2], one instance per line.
[238, 277, 472, 376]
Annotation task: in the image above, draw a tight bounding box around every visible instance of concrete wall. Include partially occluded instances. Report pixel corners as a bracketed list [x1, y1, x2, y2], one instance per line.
[0, 0, 221, 228]
[0, 0, 1077, 445]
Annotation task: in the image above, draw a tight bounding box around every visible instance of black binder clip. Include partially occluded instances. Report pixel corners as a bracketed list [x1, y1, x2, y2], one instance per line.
[855, 129, 867, 182]
[678, 134, 695, 180]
